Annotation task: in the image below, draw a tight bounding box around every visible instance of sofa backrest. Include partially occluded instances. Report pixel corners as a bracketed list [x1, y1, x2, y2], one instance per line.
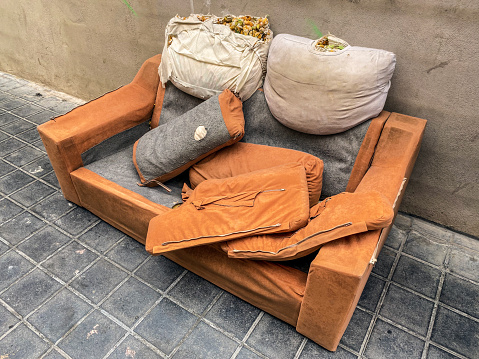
[241, 91, 370, 197]
[155, 84, 371, 197]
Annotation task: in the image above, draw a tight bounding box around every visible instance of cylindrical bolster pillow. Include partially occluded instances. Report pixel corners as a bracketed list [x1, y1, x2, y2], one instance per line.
[189, 142, 324, 207]
[133, 89, 244, 187]
[264, 34, 396, 135]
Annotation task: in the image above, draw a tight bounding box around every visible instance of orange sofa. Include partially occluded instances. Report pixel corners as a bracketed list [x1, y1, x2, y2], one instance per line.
[37, 54, 426, 351]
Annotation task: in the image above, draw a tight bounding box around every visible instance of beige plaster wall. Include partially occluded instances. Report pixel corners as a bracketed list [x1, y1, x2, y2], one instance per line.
[1, 0, 478, 236]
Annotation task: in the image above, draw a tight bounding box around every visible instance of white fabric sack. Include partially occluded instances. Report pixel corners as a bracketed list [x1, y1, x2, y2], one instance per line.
[264, 34, 396, 135]
[159, 15, 272, 101]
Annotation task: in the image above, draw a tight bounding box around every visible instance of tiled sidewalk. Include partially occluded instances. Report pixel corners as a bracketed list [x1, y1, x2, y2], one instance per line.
[0, 72, 478, 359]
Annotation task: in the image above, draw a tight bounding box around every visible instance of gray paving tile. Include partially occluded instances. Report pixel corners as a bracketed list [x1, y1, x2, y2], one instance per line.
[54, 207, 98, 236]
[77, 221, 124, 254]
[358, 275, 386, 311]
[70, 258, 128, 304]
[59, 310, 127, 359]
[1, 268, 62, 316]
[427, 345, 461, 359]
[0, 241, 7, 255]
[34, 96, 65, 110]
[385, 224, 408, 250]
[451, 232, 479, 252]
[0, 250, 35, 290]
[0, 130, 9, 142]
[7, 85, 43, 100]
[135, 298, 197, 355]
[403, 230, 448, 266]
[372, 246, 397, 278]
[447, 247, 479, 282]
[299, 341, 357, 358]
[10, 103, 43, 117]
[431, 306, 478, 358]
[169, 271, 222, 315]
[42, 241, 98, 282]
[109, 335, 160, 359]
[0, 92, 14, 103]
[1, 98, 27, 110]
[15, 126, 41, 143]
[42, 348, 67, 359]
[31, 192, 76, 221]
[3, 145, 44, 166]
[0, 169, 35, 194]
[17, 226, 71, 262]
[392, 255, 441, 298]
[0, 137, 26, 156]
[0, 212, 45, 245]
[0, 112, 21, 127]
[236, 348, 264, 359]
[0, 159, 15, 177]
[41, 170, 60, 188]
[364, 319, 424, 359]
[1, 118, 36, 135]
[440, 273, 479, 318]
[0, 323, 49, 358]
[394, 212, 413, 230]
[25, 109, 57, 124]
[173, 321, 238, 359]
[101, 277, 160, 327]
[106, 237, 150, 272]
[135, 255, 185, 292]
[32, 138, 46, 151]
[52, 101, 79, 115]
[380, 284, 434, 336]
[0, 198, 23, 222]
[246, 313, 304, 359]
[205, 291, 261, 340]
[10, 180, 56, 207]
[0, 304, 19, 337]
[340, 308, 372, 352]
[1, 80, 28, 91]
[21, 155, 53, 177]
[412, 218, 454, 241]
[28, 288, 92, 342]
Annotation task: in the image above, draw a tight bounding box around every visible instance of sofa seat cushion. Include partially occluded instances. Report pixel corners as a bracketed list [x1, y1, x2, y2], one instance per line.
[84, 143, 186, 209]
[189, 142, 324, 207]
[133, 89, 245, 188]
[221, 191, 394, 261]
[146, 163, 310, 255]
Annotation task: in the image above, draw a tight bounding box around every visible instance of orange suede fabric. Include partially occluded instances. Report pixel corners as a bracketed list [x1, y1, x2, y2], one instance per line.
[165, 244, 307, 326]
[71, 167, 168, 244]
[346, 111, 390, 193]
[222, 191, 393, 261]
[297, 113, 426, 351]
[37, 54, 162, 204]
[150, 78, 166, 129]
[189, 142, 323, 207]
[146, 163, 310, 254]
[133, 89, 245, 187]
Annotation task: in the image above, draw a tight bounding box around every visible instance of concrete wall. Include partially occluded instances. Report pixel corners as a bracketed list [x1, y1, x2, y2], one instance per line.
[1, 0, 478, 236]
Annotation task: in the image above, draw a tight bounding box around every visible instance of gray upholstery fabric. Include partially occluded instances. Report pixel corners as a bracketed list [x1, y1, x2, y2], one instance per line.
[85, 143, 186, 209]
[82, 121, 150, 166]
[241, 91, 371, 197]
[159, 82, 204, 125]
[135, 94, 232, 182]
[85, 85, 371, 208]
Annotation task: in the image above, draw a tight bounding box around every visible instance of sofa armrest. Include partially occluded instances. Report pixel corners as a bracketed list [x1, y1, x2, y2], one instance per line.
[297, 113, 427, 351]
[37, 54, 162, 204]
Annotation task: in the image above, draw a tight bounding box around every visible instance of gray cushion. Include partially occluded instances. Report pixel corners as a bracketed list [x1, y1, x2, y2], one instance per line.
[134, 92, 241, 185]
[85, 143, 186, 209]
[242, 91, 370, 197]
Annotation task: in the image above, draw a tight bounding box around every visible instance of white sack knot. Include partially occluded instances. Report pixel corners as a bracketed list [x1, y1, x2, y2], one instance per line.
[194, 126, 207, 141]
